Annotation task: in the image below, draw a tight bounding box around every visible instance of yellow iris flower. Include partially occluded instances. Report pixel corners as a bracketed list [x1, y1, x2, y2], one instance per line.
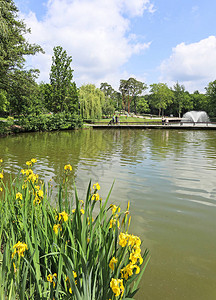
[109, 257, 118, 271]
[16, 192, 23, 200]
[92, 193, 100, 201]
[110, 278, 124, 297]
[93, 182, 100, 190]
[64, 164, 72, 171]
[12, 241, 28, 259]
[58, 211, 69, 222]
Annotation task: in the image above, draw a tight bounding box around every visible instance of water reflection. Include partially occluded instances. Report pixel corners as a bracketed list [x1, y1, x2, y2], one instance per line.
[1, 129, 216, 300]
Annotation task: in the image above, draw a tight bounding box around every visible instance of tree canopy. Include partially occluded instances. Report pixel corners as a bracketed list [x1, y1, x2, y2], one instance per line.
[49, 46, 78, 113]
[0, 0, 43, 116]
[8, 69, 41, 115]
[119, 78, 147, 113]
[149, 83, 173, 116]
[0, 0, 43, 91]
[100, 82, 119, 116]
[79, 84, 105, 119]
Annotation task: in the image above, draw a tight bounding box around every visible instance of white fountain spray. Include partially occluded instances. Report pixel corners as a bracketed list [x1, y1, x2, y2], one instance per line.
[181, 111, 210, 123]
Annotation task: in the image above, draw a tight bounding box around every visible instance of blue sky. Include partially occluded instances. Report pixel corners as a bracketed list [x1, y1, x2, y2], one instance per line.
[15, 0, 216, 92]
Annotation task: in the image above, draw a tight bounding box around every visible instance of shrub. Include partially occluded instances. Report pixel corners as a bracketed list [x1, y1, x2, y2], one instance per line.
[17, 112, 83, 132]
[0, 117, 16, 135]
[0, 159, 149, 299]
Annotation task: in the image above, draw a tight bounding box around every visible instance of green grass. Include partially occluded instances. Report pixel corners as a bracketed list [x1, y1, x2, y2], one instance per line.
[98, 116, 161, 123]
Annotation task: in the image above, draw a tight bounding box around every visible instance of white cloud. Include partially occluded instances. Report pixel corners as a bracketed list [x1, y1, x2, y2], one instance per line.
[159, 36, 216, 92]
[21, 0, 153, 87]
[123, 0, 156, 16]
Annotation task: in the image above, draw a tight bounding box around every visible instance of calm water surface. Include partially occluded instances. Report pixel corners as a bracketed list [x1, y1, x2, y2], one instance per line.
[1, 129, 216, 300]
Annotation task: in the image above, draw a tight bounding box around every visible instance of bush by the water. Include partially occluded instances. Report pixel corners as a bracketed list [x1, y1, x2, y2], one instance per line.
[0, 112, 83, 136]
[18, 112, 83, 132]
[0, 159, 149, 299]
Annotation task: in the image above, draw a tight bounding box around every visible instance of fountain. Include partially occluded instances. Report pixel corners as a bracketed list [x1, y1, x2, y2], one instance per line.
[181, 111, 210, 124]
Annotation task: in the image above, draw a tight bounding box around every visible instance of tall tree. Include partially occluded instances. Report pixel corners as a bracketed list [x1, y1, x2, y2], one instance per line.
[100, 82, 118, 115]
[126, 78, 147, 114]
[8, 69, 41, 115]
[191, 90, 208, 112]
[79, 84, 105, 119]
[49, 46, 78, 113]
[172, 82, 185, 117]
[119, 78, 147, 114]
[149, 83, 173, 116]
[0, 0, 43, 91]
[119, 79, 128, 112]
[100, 82, 114, 97]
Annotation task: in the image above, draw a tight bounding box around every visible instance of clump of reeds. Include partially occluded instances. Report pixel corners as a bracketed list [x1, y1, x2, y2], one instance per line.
[0, 158, 149, 299]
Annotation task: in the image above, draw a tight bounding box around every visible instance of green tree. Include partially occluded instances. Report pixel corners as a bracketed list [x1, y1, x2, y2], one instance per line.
[119, 79, 128, 112]
[126, 77, 147, 114]
[0, 89, 9, 114]
[169, 82, 193, 117]
[49, 46, 78, 113]
[136, 96, 150, 114]
[0, 0, 43, 91]
[100, 82, 115, 97]
[8, 69, 42, 115]
[181, 91, 193, 115]
[172, 82, 185, 117]
[205, 80, 216, 117]
[191, 90, 208, 112]
[100, 82, 118, 115]
[101, 99, 115, 116]
[79, 84, 105, 119]
[119, 78, 147, 114]
[38, 82, 52, 112]
[149, 83, 173, 116]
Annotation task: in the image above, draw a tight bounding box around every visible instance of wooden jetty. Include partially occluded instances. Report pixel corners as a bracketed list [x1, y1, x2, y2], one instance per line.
[87, 121, 216, 130]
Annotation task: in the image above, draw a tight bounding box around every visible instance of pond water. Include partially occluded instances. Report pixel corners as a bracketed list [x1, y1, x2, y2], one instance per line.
[1, 128, 216, 300]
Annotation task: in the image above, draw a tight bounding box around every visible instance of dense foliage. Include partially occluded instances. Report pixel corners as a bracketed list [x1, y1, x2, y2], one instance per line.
[205, 80, 216, 117]
[119, 78, 147, 114]
[17, 112, 83, 132]
[149, 83, 173, 117]
[49, 46, 79, 114]
[100, 82, 121, 116]
[0, 113, 82, 136]
[79, 84, 105, 120]
[0, 0, 43, 115]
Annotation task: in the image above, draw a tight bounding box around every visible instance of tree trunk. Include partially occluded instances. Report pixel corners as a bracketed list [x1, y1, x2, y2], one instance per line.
[122, 95, 126, 111]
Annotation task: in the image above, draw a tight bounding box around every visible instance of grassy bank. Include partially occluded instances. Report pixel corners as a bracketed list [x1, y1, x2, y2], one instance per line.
[0, 159, 149, 299]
